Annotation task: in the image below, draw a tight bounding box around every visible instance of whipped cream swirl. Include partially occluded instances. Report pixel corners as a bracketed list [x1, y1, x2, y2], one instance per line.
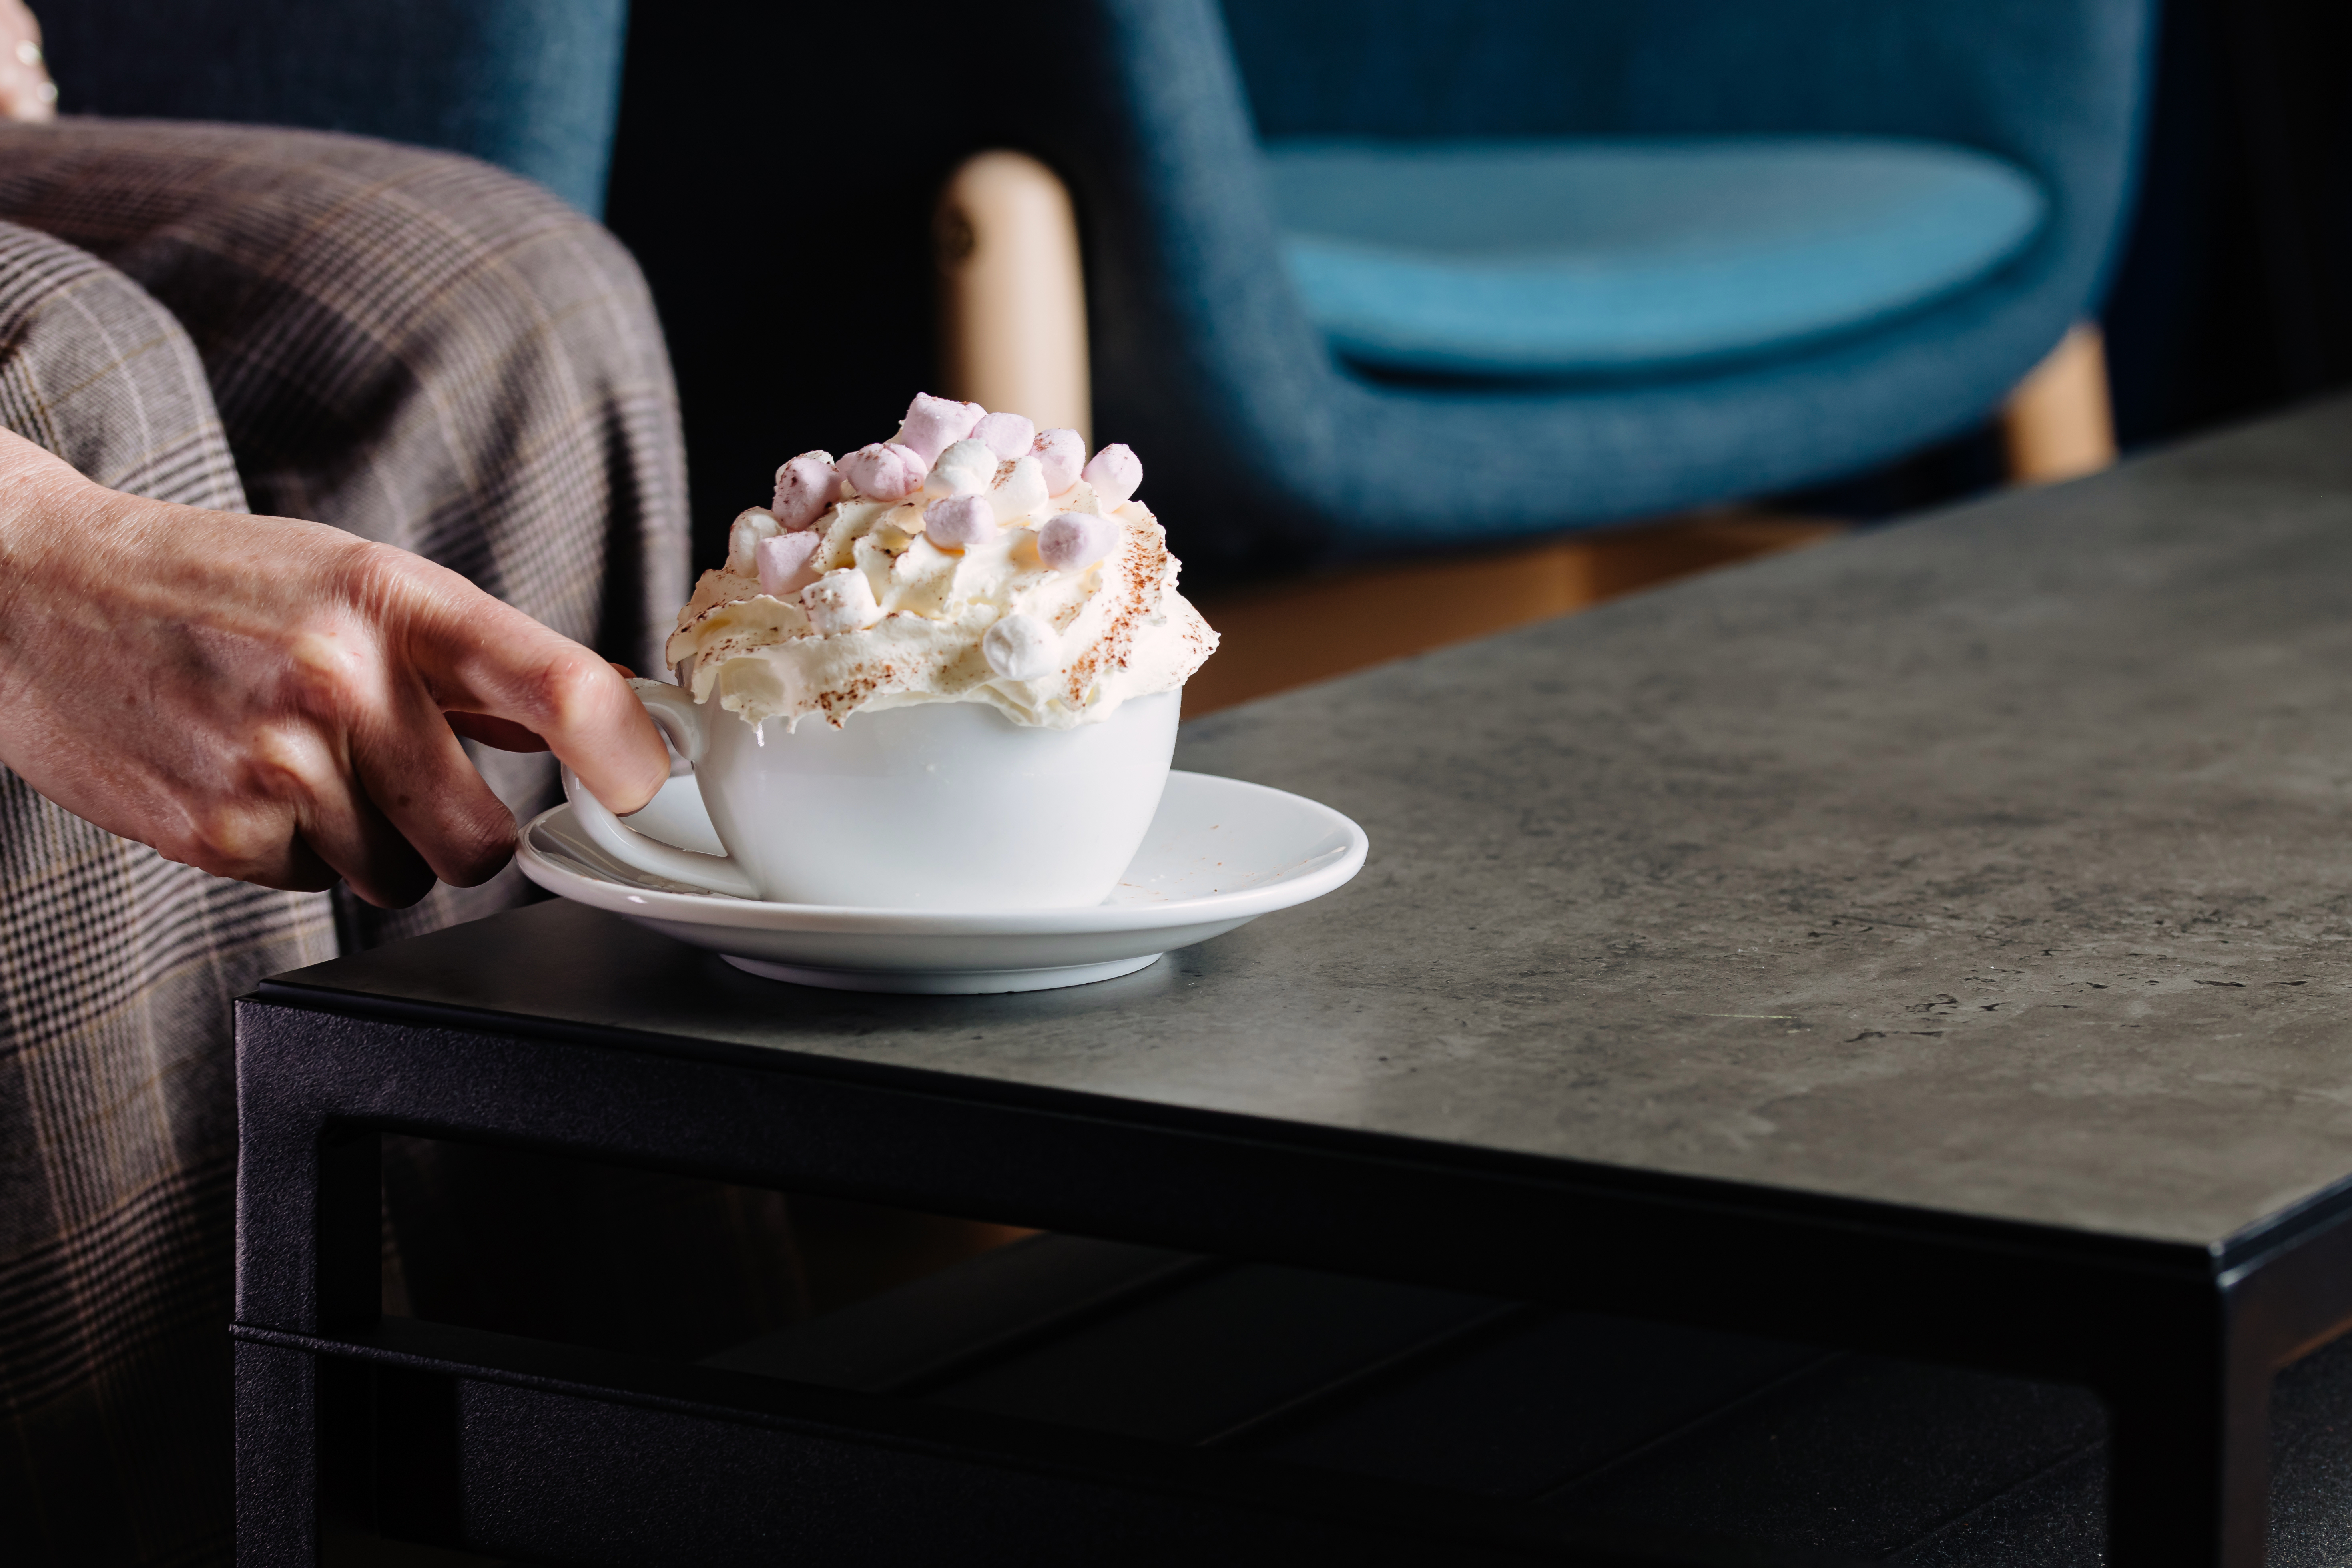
[666, 396, 1217, 731]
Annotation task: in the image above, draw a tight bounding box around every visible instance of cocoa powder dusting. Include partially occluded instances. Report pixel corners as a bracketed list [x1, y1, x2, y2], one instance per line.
[813, 659, 911, 727]
[1063, 520, 1166, 705]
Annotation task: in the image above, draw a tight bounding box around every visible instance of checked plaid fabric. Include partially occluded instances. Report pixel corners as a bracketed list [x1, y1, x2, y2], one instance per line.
[0, 120, 697, 1564]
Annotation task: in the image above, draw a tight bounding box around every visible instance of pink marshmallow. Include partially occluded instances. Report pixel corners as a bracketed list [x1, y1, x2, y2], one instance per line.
[1037, 511, 1120, 572]
[757, 530, 825, 598]
[894, 392, 987, 463]
[1032, 428, 1086, 494]
[923, 494, 995, 549]
[771, 451, 841, 530]
[971, 411, 1036, 461]
[839, 441, 927, 500]
[1081, 442, 1142, 509]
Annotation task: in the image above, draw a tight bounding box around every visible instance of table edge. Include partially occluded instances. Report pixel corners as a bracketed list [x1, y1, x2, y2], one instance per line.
[249, 978, 2295, 1278]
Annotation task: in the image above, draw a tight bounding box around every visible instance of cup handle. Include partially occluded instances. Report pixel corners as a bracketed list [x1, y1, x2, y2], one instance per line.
[559, 678, 761, 899]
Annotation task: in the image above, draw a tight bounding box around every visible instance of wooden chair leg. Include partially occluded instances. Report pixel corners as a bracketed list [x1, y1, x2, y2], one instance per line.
[934, 151, 1091, 441]
[2001, 322, 2118, 484]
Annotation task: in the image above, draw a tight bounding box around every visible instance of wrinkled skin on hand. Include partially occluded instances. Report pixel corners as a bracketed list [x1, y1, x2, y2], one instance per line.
[0, 432, 670, 907]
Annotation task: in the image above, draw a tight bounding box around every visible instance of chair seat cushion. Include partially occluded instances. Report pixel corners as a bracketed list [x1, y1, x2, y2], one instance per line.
[1264, 137, 2048, 379]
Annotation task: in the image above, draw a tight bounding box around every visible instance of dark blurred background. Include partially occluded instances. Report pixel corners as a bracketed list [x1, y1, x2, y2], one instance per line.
[2104, 0, 2352, 447]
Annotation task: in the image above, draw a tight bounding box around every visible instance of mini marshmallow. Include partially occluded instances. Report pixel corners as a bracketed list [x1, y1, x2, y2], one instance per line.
[971, 410, 1036, 461]
[925, 437, 996, 498]
[839, 442, 927, 501]
[1081, 442, 1142, 509]
[923, 494, 995, 549]
[982, 613, 1060, 681]
[1032, 428, 1086, 494]
[894, 392, 987, 463]
[801, 567, 882, 635]
[726, 507, 781, 572]
[756, 530, 825, 598]
[1037, 510, 1119, 572]
[771, 451, 841, 530]
[989, 455, 1049, 523]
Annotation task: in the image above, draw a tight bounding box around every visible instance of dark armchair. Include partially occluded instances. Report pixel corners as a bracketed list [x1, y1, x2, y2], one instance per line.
[1000, 0, 2153, 574]
[40, 0, 628, 217]
[1007, 0, 2154, 574]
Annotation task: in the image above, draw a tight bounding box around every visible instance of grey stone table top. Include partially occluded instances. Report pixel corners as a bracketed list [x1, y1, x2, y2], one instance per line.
[277, 396, 2352, 1253]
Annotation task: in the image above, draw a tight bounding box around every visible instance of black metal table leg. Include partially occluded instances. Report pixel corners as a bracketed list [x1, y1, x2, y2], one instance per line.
[235, 1053, 381, 1568]
[234, 1337, 321, 1568]
[2105, 1335, 2272, 1568]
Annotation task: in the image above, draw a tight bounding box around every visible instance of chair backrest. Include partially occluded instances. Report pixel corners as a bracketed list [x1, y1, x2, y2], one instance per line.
[1220, 0, 2149, 192]
[40, 0, 630, 217]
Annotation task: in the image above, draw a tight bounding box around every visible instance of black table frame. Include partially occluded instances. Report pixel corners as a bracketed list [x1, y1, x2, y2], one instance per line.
[233, 981, 2352, 1567]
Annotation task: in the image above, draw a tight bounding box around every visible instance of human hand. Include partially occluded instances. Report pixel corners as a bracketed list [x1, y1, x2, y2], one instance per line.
[0, 432, 670, 907]
[0, 2, 55, 124]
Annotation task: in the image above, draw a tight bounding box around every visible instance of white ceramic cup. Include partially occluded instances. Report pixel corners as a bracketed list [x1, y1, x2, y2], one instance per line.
[562, 680, 1180, 908]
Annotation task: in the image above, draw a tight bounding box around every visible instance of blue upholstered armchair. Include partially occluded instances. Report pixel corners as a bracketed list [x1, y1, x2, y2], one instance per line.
[1003, 0, 2153, 575]
[39, 0, 628, 217]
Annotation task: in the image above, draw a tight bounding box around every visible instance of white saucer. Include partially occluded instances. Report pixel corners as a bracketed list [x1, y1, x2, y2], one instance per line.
[516, 770, 1368, 993]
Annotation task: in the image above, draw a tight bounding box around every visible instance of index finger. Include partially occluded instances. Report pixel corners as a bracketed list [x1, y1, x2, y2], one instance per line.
[401, 566, 669, 817]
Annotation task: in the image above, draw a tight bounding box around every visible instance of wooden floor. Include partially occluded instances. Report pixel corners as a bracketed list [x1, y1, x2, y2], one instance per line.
[1181, 511, 1845, 719]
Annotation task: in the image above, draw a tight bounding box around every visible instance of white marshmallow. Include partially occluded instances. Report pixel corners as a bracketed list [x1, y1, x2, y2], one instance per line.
[1081, 442, 1142, 509]
[971, 410, 1036, 461]
[923, 494, 995, 549]
[801, 567, 882, 635]
[1033, 427, 1086, 494]
[925, 437, 997, 498]
[756, 530, 825, 598]
[989, 455, 1049, 523]
[982, 613, 1061, 681]
[726, 507, 781, 573]
[1037, 511, 1119, 572]
[771, 451, 841, 530]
